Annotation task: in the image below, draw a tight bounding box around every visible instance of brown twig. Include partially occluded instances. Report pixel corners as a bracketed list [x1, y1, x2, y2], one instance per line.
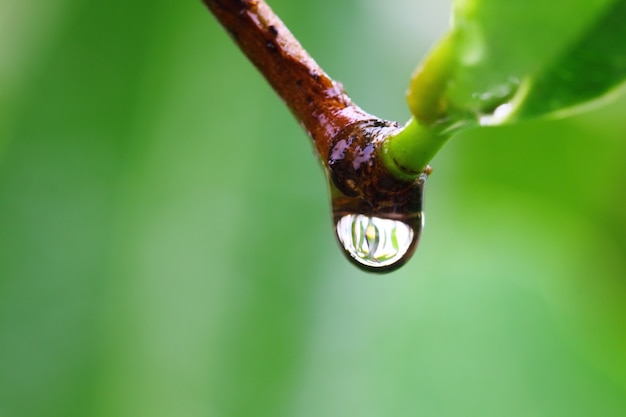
[202, 0, 374, 159]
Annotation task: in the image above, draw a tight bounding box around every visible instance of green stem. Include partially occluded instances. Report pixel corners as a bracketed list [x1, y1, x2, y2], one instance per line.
[406, 31, 456, 124]
[380, 118, 453, 181]
[379, 31, 459, 181]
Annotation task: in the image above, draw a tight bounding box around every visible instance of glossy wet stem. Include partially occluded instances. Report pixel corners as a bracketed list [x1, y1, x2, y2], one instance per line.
[203, 0, 374, 160]
[203, 0, 446, 179]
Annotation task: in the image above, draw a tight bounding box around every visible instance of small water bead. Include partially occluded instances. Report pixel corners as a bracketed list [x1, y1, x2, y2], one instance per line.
[335, 214, 422, 270]
[479, 102, 514, 126]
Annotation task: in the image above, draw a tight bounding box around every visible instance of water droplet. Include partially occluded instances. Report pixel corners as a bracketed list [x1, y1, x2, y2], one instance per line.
[329, 171, 427, 273]
[474, 77, 521, 126]
[479, 102, 514, 126]
[335, 213, 423, 271]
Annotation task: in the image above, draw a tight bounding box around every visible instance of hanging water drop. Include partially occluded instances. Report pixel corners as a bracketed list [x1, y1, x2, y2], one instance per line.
[335, 213, 422, 270]
[330, 185, 426, 273]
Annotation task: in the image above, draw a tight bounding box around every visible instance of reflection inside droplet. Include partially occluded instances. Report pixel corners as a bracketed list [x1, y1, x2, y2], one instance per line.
[335, 214, 421, 269]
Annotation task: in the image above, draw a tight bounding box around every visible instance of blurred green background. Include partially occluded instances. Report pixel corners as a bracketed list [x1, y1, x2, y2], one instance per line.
[1, 0, 625, 416]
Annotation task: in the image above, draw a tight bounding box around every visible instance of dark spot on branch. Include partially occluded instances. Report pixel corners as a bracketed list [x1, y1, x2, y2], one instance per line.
[296, 79, 303, 86]
[268, 25, 278, 37]
[306, 95, 314, 104]
[266, 40, 278, 52]
[310, 71, 320, 81]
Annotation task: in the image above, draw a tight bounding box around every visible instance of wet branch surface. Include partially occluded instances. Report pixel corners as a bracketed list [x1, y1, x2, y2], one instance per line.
[202, 0, 374, 158]
[203, 0, 431, 272]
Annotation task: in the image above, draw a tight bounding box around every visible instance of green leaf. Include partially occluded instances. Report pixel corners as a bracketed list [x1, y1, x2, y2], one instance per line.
[407, 0, 626, 125]
[515, 0, 626, 118]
